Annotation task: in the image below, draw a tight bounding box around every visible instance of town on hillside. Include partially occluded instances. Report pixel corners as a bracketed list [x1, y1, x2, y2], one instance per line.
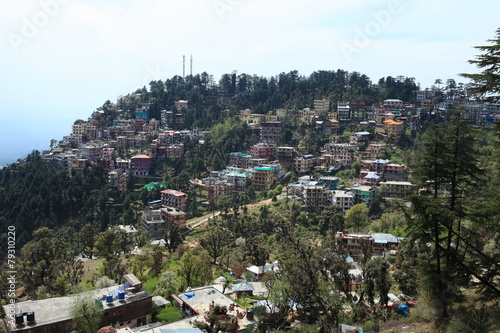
[1, 70, 499, 333]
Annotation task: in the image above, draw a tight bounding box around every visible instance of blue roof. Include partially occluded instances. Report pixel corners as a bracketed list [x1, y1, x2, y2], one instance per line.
[255, 167, 275, 171]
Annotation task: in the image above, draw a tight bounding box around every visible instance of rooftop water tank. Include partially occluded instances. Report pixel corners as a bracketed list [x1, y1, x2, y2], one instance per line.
[118, 291, 125, 300]
[15, 313, 24, 326]
[106, 294, 113, 303]
[26, 311, 35, 323]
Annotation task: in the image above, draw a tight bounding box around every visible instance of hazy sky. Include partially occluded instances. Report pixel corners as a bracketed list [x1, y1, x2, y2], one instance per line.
[1, 0, 499, 164]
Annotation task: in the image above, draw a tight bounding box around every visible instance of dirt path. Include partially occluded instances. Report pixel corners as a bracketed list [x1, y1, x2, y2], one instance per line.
[186, 198, 273, 230]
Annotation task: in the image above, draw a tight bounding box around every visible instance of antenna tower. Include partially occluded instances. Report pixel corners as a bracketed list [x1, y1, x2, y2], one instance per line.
[183, 55, 185, 78]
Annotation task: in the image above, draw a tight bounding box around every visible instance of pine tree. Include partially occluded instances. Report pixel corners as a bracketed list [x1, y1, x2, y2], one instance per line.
[460, 28, 500, 102]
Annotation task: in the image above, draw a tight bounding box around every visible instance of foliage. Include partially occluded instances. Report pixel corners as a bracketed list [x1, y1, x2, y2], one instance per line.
[94, 276, 116, 289]
[345, 203, 370, 232]
[460, 27, 500, 102]
[200, 225, 235, 264]
[70, 294, 103, 333]
[154, 270, 179, 298]
[176, 247, 213, 290]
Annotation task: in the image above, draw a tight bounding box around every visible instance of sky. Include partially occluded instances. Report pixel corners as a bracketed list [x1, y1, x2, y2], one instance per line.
[1, 0, 499, 165]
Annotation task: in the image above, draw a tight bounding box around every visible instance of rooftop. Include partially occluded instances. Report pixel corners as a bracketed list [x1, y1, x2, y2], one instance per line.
[3, 287, 151, 332]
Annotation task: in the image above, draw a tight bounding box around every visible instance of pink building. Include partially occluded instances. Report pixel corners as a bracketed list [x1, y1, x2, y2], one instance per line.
[132, 154, 152, 176]
[250, 143, 275, 160]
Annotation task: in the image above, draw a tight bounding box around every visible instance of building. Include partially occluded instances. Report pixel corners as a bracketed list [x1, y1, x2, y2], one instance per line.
[160, 189, 188, 211]
[384, 163, 408, 181]
[314, 99, 331, 113]
[337, 102, 350, 121]
[301, 182, 331, 209]
[160, 207, 187, 229]
[294, 155, 316, 174]
[332, 190, 354, 213]
[131, 155, 152, 176]
[259, 121, 282, 144]
[276, 146, 296, 168]
[250, 143, 275, 160]
[246, 261, 279, 281]
[112, 224, 138, 244]
[3, 282, 152, 333]
[351, 184, 380, 206]
[251, 166, 276, 192]
[206, 181, 235, 204]
[379, 181, 414, 198]
[142, 210, 164, 239]
[175, 100, 189, 110]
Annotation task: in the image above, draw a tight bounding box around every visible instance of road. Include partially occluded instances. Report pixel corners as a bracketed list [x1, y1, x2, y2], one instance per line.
[186, 198, 273, 230]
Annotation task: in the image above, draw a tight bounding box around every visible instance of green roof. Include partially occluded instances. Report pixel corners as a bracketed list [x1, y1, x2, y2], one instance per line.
[141, 182, 167, 191]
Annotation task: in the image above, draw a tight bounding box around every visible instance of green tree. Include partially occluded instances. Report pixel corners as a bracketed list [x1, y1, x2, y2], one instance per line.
[154, 270, 179, 298]
[164, 221, 184, 253]
[200, 226, 234, 264]
[363, 258, 391, 307]
[405, 111, 499, 324]
[95, 229, 125, 260]
[317, 205, 345, 234]
[460, 28, 500, 102]
[130, 254, 154, 279]
[176, 248, 212, 289]
[70, 294, 103, 333]
[345, 203, 369, 232]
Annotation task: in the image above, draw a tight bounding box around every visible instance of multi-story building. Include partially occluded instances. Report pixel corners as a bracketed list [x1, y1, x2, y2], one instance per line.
[135, 107, 150, 120]
[294, 155, 317, 174]
[224, 170, 251, 192]
[251, 166, 276, 191]
[175, 100, 189, 110]
[301, 182, 331, 209]
[115, 158, 131, 173]
[314, 99, 331, 113]
[350, 103, 367, 121]
[361, 159, 390, 173]
[206, 181, 235, 203]
[332, 190, 355, 213]
[259, 122, 282, 144]
[379, 181, 414, 198]
[160, 207, 187, 229]
[131, 155, 152, 176]
[362, 143, 387, 160]
[80, 145, 102, 161]
[109, 170, 128, 192]
[276, 146, 296, 168]
[229, 152, 251, 168]
[71, 158, 87, 174]
[337, 102, 350, 121]
[142, 209, 164, 239]
[323, 143, 359, 167]
[160, 189, 188, 211]
[334, 231, 396, 258]
[351, 184, 380, 206]
[250, 143, 275, 160]
[384, 163, 408, 181]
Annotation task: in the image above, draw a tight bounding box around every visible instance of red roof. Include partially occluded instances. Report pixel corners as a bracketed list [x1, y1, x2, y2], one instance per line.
[161, 189, 187, 196]
[132, 154, 152, 159]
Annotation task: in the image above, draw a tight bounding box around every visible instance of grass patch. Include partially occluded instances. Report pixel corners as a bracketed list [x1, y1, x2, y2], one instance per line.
[157, 306, 184, 323]
[234, 298, 253, 308]
[80, 258, 105, 287]
[248, 296, 266, 301]
[143, 276, 159, 294]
